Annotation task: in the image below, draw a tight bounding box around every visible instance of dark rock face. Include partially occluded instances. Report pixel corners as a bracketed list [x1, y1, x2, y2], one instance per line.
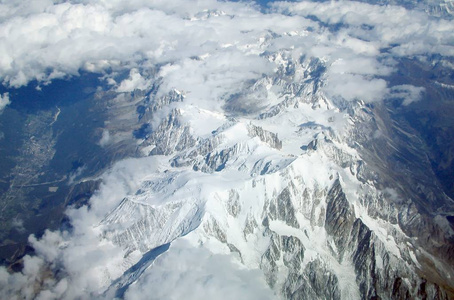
[344, 99, 454, 293]
[268, 185, 299, 228]
[148, 109, 196, 156]
[325, 179, 356, 260]
[227, 189, 241, 217]
[322, 180, 453, 300]
[248, 124, 282, 150]
[289, 260, 341, 300]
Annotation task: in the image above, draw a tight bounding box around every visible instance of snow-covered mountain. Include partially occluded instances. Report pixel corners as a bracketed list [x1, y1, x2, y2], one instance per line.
[92, 53, 454, 299]
[0, 1, 453, 299]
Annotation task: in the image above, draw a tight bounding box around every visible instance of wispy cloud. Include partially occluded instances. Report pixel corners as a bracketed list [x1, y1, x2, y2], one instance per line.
[0, 93, 10, 112]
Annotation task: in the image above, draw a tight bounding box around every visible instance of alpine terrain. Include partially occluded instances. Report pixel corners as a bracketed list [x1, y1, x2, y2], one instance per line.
[0, 0, 453, 299]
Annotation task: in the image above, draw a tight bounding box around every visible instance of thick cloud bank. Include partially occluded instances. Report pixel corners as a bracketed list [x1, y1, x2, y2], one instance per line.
[123, 239, 276, 300]
[1, 0, 452, 100]
[0, 0, 453, 299]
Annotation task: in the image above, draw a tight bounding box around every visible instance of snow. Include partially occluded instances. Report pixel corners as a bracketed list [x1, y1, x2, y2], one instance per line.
[352, 201, 403, 259]
[180, 105, 226, 138]
[268, 219, 361, 299]
[408, 250, 421, 268]
[50, 63, 420, 298]
[6, 11, 440, 298]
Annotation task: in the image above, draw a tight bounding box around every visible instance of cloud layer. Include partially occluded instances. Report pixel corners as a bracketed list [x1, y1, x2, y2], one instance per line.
[124, 239, 276, 300]
[0, 0, 450, 101]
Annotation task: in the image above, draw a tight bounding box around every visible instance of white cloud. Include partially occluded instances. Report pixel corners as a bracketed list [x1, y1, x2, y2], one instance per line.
[269, 0, 454, 104]
[0, 93, 10, 112]
[117, 69, 150, 92]
[271, 0, 454, 58]
[0, 0, 450, 103]
[325, 55, 392, 102]
[329, 57, 391, 77]
[156, 49, 274, 113]
[98, 129, 111, 147]
[325, 73, 388, 103]
[11, 217, 25, 233]
[124, 239, 276, 300]
[0, 156, 164, 300]
[0, 255, 47, 300]
[0, 0, 268, 88]
[389, 84, 425, 105]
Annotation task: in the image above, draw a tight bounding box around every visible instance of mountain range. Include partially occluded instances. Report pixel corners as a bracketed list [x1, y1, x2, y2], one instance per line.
[0, 0, 453, 299]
